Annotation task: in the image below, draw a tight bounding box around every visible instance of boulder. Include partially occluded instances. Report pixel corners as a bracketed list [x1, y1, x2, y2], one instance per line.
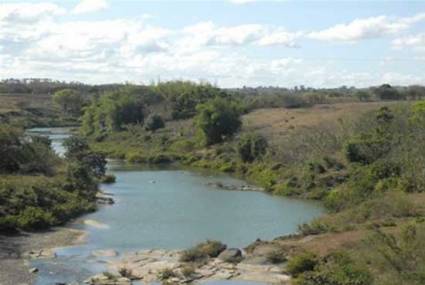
[218, 248, 242, 262]
[29, 267, 38, 273]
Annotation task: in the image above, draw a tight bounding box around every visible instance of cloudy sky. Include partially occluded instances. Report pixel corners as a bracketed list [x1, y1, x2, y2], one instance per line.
[1, 0, 424, 87]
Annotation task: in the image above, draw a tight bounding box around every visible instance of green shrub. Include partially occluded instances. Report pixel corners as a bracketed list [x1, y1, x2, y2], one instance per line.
[180, 240, 226, 262]
[237, 133, 268, 163]
[157, 268, 177, 280]
[145, 114, 165, 132]
[195, 97, 242, 145]
[266, 250, 287, 264]
[295, 252, 373, 285]
[286, 252, 318, 277]
[16, 207, 55, 230]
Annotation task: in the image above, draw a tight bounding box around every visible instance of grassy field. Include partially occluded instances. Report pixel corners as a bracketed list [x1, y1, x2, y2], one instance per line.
[0, 93, 77, 127]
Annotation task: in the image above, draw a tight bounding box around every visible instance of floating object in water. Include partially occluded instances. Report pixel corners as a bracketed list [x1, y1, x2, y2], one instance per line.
[149, 180, 156, 184]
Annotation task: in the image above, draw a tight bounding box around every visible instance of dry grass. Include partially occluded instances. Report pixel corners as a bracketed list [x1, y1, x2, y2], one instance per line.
[242, 102, 398, 145]
[0, 94, 55, 115]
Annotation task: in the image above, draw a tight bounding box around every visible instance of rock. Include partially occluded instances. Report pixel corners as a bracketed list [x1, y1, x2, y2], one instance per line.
[83, 219, 110, 229]
[29, 267, 38, 273]
[25, 249, 57, 259]
[218, 248, 242, 262]
[92, 249, 119, 257]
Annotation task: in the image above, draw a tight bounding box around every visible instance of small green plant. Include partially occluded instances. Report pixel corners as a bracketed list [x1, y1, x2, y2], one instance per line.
[286, 252, 318, 277]
[157, 268, 177, 280]
[266, 250, 287, 264]
[179, 240, 226, 262]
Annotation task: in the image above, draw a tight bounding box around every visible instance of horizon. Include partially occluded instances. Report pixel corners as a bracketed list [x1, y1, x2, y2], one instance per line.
[1, 0, 424, 88]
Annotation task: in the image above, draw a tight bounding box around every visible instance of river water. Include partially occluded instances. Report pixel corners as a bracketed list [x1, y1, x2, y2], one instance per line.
[27, 128, 323, 285]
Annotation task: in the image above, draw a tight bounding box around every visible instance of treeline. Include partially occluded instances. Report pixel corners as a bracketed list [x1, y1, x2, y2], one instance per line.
[0, 125, 106, 232]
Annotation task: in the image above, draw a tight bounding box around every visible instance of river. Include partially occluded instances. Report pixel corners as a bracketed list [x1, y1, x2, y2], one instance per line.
[27, 128, 323, 285]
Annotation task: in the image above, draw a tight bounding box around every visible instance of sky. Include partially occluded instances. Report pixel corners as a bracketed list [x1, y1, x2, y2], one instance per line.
[1, 0, 424, 88]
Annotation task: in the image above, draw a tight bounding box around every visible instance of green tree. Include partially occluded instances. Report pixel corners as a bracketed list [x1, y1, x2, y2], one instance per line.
[53, 89, 84, 115]
[195, 98, 242, 145]
[372, 84, 403, 101]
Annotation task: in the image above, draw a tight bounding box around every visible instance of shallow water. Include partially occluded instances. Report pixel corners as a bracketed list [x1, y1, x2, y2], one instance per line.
[28, 128, 323, 284]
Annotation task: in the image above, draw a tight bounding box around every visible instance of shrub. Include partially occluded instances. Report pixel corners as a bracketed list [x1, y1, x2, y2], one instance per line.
[286, 252, 318, 277]
[157, 268, 177, 280]
[181, 265, 196, 278]
[266, 249, 287, 264]
[145, 114, 165, 132]
[238, 133, 268, 163]
[16, 207, 55, 230]
[180, 240, 227, 262]
[295, 252, 373, 285]
[101, 174, 116, 184]
[195, 97, 242, 145]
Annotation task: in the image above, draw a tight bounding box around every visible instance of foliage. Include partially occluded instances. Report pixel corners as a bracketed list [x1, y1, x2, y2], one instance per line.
[145, 114, 165, 132]
[372, 84, 403, 101]
[180, 240, 227, 262]
[294, 252, 373, 285]
[286, 252, 318, 277]
[0, 124, 57, 175]
[195, 97, 242, 145]
[237, 133, 268, 163]
[52, 89, 84, 115]
[365, 222, 425, 285]
[82, 86, 145, 135]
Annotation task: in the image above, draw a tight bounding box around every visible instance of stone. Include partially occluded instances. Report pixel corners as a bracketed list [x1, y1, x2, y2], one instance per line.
[218, 248, 242, 262]
[29, 267, 38, 273]
[91, 249, 119, 257]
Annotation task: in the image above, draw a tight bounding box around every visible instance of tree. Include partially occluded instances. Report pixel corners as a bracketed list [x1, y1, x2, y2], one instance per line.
[145, 114, 165, 132]
[53, 89, 84, 115]
[195, 98, 242, 145]
[238, 133, 268, 162]
[355, 90, 371, 102]
[372, 84, 403, 101]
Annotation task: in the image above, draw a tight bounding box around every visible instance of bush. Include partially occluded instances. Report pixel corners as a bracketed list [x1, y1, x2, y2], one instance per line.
[180, 240, 227, 262]
[295, 252, 373, 285]
[195, 97, 242, 145]
[101, 174, 116, 184]
[266, 249, 287, 264]
[157, 268, 177, 280]
[16, 207, 55, 230]
[145, 114, 165, 132]
[238, 133, 268, 163]
[286, 252, 318, 277]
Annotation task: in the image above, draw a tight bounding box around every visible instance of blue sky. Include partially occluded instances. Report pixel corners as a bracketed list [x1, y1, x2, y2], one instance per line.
[1, 0, 424, 87]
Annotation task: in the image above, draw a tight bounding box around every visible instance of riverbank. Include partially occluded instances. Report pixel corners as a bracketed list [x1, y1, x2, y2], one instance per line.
[0, 227, 86, 285]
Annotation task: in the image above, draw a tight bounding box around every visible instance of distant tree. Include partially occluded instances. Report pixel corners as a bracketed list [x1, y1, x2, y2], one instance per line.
[355, 91, 371, 102]
[145, 114, 165, 132]
[195, 97, 242, 145]
[372, 84, 403, 101]
[53, 89, 84, 115]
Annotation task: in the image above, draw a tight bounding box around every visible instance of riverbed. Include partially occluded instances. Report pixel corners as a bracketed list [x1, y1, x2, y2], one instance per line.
[26, 128, 323, 284]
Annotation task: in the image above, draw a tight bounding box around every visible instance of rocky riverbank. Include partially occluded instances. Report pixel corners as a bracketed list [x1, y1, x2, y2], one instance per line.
[84, 244, 291, 285]
[0, 227, 86, 285]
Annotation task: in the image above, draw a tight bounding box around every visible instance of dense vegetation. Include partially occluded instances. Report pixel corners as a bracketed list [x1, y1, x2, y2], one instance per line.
[0, 124, 105, 231]
[3, 78, 425, 284]
[72, 80, 425, 285]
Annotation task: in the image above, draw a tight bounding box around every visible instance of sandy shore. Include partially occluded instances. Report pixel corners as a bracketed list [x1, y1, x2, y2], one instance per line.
[0, 227, 86, 285]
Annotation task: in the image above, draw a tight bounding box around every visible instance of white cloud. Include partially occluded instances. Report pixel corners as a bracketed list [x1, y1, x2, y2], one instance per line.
[0, 2, 422, 88]
[393, 34, 425, 50]
[0, 2, 65, 23]
[309, 13, 425, 42]
[72, 0, 109, 14]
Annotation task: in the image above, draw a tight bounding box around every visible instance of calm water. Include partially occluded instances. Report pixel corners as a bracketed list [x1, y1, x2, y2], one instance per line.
[27, 128, 323, 284]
